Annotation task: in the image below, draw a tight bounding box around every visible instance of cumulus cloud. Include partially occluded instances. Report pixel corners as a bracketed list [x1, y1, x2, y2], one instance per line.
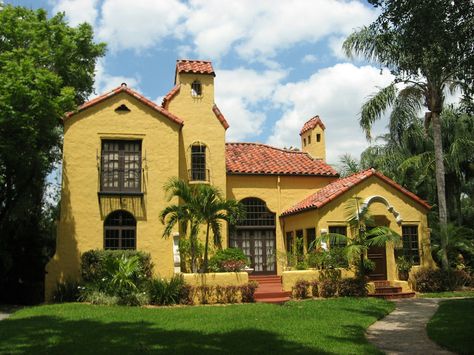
[51, 0, 99, 27]
[215, 68, 287, 141]
[302, 54, 318, 64]
[267, 63, 394, 164]
[97, 0, 188, 52]
[93, 60, 141, 95]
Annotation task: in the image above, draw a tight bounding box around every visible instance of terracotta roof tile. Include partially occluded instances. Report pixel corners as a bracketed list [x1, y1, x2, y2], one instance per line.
[281, 168, 431, 216]
[161, 84, 180, 109]
[300, 115, 326, 135]
[64, 84, 184, 126]
[176, 59, 215, 76]
[212, 104, 230, 130]
[226, 143, 338, 176]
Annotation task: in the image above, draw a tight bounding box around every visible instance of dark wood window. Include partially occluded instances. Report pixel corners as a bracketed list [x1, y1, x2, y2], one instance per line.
[190, 144, 207, 181]
[303, 138, 307, 146]
[191, 80, 202, 96]
[402, 225, 420, 264]
[101, 140, 141, 192]
[238, 198, 275, 227]
[286, 232, 293, 254]
[296, 229, 304, 256]
[329, 226, 347, 247]
[306, 228, 316, 251]
[316, 133, 321, 142]
[308, 135, 311, 144]
[104, 210, 136, 250]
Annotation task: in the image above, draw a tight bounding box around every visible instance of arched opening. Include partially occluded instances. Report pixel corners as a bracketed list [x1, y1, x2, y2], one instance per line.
[229, 198, 276, 274]
[104, 210, 136, 250]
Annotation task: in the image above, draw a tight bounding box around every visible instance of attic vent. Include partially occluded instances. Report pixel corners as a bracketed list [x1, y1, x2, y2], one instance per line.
[115, 104, 131, 112]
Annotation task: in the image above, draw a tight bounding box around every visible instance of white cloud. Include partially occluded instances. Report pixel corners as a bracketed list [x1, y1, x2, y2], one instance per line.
[51, 0, 99, 27]
[97, 0, 188, 52]
[215, 67, 287, 141]
[93, 60, 141, 95]
[267, 63, 394, 164]
[302, 54, 318, 64]
[328, 36, 347, 60]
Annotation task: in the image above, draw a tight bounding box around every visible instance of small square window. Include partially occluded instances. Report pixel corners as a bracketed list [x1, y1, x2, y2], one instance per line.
[308, 135, 311, 144]
[316, 133, 321, 142]
[191, 80, 202, 97]
[303, 138, 307, 146]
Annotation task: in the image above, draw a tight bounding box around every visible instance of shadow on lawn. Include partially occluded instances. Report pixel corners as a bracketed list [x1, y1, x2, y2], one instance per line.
[0, 315, 330, 355]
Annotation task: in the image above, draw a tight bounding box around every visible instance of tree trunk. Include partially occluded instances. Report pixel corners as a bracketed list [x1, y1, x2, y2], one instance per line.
[431, 110, 450, 270]
[202, 223, 210, 273]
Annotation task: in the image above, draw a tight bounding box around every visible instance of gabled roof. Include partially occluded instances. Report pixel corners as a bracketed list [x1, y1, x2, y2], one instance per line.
[281, 168, 431, 216]
[226, 142, 338, 176]
[212, 105, 230, 130]
[161, 84, 180, 109]
[64, 84, 184, 126]
[300, 115, 326, 135]
[176, 59, 215, 76]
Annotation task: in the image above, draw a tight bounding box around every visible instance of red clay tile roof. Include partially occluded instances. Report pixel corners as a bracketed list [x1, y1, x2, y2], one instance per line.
[226, 143, 338, 176]
[281, 168, 431, 216]
[212, 104, 230, 130]
[64, 84, 184, 126]
[300, 115, 326, 135]
[161, 84, 180, 109]
[176, 59, 215, 76]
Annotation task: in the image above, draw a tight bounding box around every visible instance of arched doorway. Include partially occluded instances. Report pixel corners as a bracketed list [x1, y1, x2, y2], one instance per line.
[367, 215, 390, 280]
[104, 210, 137, 250]
[229, 198, 276, 275]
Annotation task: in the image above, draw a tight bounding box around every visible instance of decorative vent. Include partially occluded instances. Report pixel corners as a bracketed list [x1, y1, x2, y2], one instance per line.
[115, 104, 131, 112]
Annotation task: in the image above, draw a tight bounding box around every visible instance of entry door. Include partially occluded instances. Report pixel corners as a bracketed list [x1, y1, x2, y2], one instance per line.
[367, 245, 387, 280]
[229, 229, 276, 275]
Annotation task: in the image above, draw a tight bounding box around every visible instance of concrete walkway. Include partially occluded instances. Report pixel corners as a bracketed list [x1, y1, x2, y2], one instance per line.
[0, 305, 21, 321]
[367, 298, 453, 355]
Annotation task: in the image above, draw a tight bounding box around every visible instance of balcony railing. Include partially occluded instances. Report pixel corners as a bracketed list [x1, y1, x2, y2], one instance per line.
[188, 169, 210, 182]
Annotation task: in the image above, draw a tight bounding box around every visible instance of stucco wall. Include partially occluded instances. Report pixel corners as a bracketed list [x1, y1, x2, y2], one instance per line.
[182, 272, 249, 287]
[281, 269, 355, 292]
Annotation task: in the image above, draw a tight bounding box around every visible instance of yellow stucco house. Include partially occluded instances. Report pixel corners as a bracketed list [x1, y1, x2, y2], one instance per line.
[45, 60, 435, 300]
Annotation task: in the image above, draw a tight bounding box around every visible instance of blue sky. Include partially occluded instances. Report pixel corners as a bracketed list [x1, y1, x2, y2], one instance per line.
[8, 0, 395, 165]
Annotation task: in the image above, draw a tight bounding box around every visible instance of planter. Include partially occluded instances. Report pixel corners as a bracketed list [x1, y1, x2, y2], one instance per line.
[243, 267, 254, 274]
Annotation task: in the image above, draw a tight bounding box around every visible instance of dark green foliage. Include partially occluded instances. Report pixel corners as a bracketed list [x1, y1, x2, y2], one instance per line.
[427, 299, 474, 354]
[148, 275, 186, 306]
[0, 5, 105, 304]
[310, 280, 319, 297]
[306, 248, 348, 269]
[52, 279, 81, 303]
[338, 278, 368, 297]
[240, 281, 258, 303]
[208, 248, 249, 272]
[293, 279, 310, 299]
[319, 280, 339, 298]
[197, 285, 213, 304]
[413, 268, 471, 293]
[80, 249, 153, 284]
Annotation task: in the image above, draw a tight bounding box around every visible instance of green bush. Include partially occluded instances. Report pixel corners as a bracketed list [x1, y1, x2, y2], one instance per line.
[241, 281, 259, 303]
[79, 290, 119, 306]
[338, 278, 368, 297]
[413, 268, 471, 292]
[148, 275, 186, 305]
[293, 279, 310, 299]
[310, 280, 319, 297]
[319, 280, 339, 298]
[81, 249, 153, 284]
[53, 279, 81, 303]
[208, 248, 249, 272]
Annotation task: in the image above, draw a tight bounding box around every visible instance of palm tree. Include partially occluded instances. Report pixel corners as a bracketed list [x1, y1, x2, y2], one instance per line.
[160, 178, 243, 273]
[321, 197, 402, 278]
[343, 27, 458, 270]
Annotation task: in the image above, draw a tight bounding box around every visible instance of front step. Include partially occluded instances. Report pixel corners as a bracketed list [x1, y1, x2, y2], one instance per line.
[369, 280, 415, 299]
[250, 275, 290, 304]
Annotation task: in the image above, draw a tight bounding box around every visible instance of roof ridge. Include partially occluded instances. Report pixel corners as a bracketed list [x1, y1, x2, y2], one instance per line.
[177, 59, 212, 63]
[225, 142, 311, 155]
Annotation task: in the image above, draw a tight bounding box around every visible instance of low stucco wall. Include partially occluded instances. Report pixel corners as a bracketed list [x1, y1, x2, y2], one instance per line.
[282, 269, 355, 292]
[182, 272, 249, 287]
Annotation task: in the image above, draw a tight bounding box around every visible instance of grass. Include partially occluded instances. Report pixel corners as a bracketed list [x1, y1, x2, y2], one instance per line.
[418, 290, 474, 298]
[0, 298, 394, 354]
[427, 298, 474, 355]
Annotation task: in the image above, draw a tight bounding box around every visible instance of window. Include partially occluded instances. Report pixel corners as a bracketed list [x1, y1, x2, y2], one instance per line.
[308, 135, 311, 144]
[191, 80, 202, 97]
[104, 210, 136, 250]
[303, 138, 306, 147]
[316, 133, 321, 142]
[306, 228, 316, 251]
[328, 226, 347, 248]
[238, 198, 275, 227]
[402, 226, 420, 264]
[101, 140, 141, 192]
[286, 232, 294, 254]
[296, 229, 304, 256]
[190, 144, 207, 181]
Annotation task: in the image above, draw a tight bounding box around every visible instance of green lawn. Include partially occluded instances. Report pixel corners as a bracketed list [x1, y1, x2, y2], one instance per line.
[427, 298, 474, 355]
[0, 298, 394, 354]
[418, 290, 474, 298]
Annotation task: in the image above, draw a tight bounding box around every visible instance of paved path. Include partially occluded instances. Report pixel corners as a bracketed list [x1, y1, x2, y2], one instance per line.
[367, 298, 453, 355]
[0, 305, 21, 321]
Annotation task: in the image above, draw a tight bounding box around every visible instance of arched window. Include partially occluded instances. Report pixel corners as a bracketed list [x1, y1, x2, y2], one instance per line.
[190, 143, 208, 181]
[238, 198, 275, 227]
[191, 80, 202, 97]
[104, 210, 136, 250]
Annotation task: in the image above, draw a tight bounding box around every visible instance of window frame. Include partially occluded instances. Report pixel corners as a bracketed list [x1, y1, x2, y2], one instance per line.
[401, 225, 420, 265]
[328, 225, 347, 248]
[104, 210, 137, 250]
[286, 231, 294, 254]
[191, 80, 202, 97]
[190, 143, 208, 182]
[306, 228, 316, 252]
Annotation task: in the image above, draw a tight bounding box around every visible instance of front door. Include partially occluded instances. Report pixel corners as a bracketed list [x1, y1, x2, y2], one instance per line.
[367, 245, 387, 280]
[229, 229, 276, 275]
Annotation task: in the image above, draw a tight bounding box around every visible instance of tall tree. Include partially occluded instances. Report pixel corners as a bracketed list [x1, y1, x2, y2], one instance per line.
[0, 5, 105, 303]
[343, 0, 474, 270]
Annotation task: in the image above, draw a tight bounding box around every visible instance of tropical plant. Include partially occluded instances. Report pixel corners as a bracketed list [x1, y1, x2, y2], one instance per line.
[208, 248, 249, 272]
[160, 178, 243, 273]
[396, 256, 414, 281]
[148, 275, 186, 306]
[343, 0, 474, 270]
[103, 254, 144, 296]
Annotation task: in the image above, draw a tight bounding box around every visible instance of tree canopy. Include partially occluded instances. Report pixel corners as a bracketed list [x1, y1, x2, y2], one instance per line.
[0, 5, 105, 303]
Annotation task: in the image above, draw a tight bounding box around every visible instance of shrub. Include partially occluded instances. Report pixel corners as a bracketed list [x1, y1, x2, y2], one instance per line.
[338, 278, 368, 297]
[79, 290, 119, 306]
[413, 268, 471, 292]
[295, 262, 308, 270]
[197, 285, 214, 304]
[53, 279, 81, 303]
[81, 249, 153, 284]
[208, 248, 249, 272]
[148, 275, 186, 306]
[179, 284, 195, 305]
[215, 285, 227, 304]
[319, 268, 342, 282]
[118, 291, 150, 306]
[293, 279, 310, 299]
[241, 281, 258, 303]
[319, 280, 339, 298]
[310, 280, 319, 297]
[225, 285, 240, 303]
